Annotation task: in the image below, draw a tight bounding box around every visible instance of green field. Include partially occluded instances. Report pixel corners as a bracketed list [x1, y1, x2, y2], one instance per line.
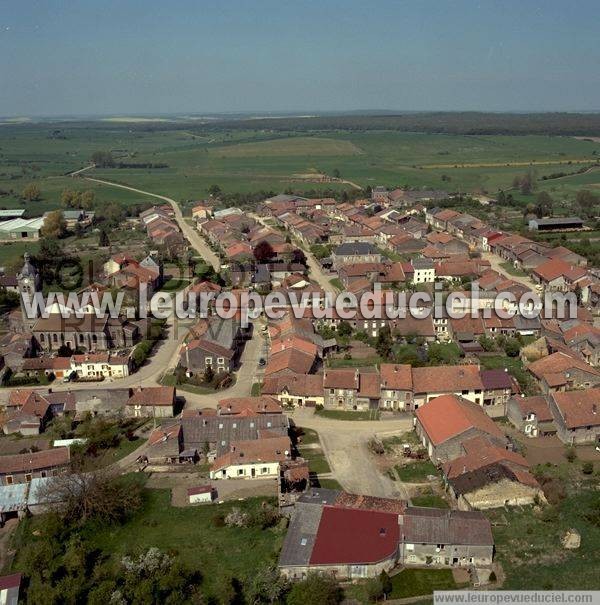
[2, 123, 600, 219]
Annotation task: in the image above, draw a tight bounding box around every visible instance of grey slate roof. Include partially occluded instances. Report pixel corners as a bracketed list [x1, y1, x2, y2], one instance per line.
[181, 414, 289, 455]
[278, 500, 324, 567]
[402, 507, 493, 546]
[333, 242, 377, 256]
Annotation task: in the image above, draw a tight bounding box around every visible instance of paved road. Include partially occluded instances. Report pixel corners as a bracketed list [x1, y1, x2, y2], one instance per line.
[248, 212, 338, 295]
[85, 176, 221, 271]
[291, 408, 413, 499]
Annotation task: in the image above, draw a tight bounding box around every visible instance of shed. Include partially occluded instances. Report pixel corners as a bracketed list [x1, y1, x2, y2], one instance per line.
[187, 485, 214, 504]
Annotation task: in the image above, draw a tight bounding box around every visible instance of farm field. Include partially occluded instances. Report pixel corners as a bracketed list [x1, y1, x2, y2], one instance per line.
[2, 123, 600, 216]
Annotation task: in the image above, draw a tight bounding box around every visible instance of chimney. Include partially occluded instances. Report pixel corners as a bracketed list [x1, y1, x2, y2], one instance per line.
[593, 404, 597, 415]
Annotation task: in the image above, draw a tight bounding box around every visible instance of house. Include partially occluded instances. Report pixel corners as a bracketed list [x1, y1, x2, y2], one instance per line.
[188, 485, 214, 504]
[192, 204, 213, 221]
[217, 396, 282, 416]
[411, 258, 435, 284]
[278, 488, 494, 580]
[442, 436, 543, 510]
[331, 242, 381, 270]
[411, 365, 484, 409]
[21, 355, 72, 380]
[209, 435, 292, 480]
[479, 369, 515, 412]
[548, 388, 600, 445]
[70, 353, 130, 379]
[179, 317, 241, 376]
[379, 363, 413, 411]
[415, 394, 506, 462]
[0, 573, 21, 604]
[126, 386, 176, 418]
[261, 373, 325, 408]
[399, 507, 494, 568]
[0, 447, 70, 485]
[323, 368, 381, 411]
[526, 351, 600, 394]
[507, 395, 555, 437]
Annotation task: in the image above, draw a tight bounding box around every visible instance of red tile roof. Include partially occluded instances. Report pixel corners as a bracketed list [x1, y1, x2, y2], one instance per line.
[551, 388, 600, 429]
[309, 506, 400, 565]
[380, 364, 413, 390]
[126, 386, 175, 407]
[412, 365, 483, 395]
[415, 394, 504, 446]
[0, 447, 70, 474]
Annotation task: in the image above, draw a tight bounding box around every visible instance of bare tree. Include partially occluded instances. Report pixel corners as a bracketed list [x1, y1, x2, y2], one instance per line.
[37, 468, 141, 524]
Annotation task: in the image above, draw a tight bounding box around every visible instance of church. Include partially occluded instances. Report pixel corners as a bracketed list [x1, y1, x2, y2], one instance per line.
[16, 253, 140, 352]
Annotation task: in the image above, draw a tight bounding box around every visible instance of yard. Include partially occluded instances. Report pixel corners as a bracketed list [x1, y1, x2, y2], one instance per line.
[500, 261, 528, 277]
[315, 408, 380, 421]
[10, 480, 285, 600]
[490, 489, 600, 590]
[390, 460, 438, 483]
[389, 568, 464, 599]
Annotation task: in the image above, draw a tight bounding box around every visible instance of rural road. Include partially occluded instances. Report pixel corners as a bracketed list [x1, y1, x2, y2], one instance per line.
[84, 176, 221, 271]
[482, 251, 538, 291]
[291, 408, 413, 499]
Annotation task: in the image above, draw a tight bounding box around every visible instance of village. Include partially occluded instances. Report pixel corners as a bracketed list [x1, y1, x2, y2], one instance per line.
[0, 182, 598, 603]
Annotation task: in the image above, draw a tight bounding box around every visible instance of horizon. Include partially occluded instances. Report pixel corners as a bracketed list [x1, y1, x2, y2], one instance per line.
[2, 0, 600, 117]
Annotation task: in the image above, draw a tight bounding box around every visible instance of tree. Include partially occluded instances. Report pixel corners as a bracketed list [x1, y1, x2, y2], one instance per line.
[503, 337, 521, 357]
[375, 326, 393, 360]
[41, 210, 66, 239]
[286, 574, 342, 605]
[291, 248, 307, 266]
[91, 151, 115, 168]
[98, 228, 110, 247]
[534, 191, 553, 218]
[254, 241, 275, 262]
[204, 365, 214, 384]
[246, 564, 289, 604]
[22, 183, 41, 201]
[80, 189, 95, 209]
[332, 168, 341, 178]
[380, 570, 393, 597]
[38, 469, 142, 525]
[337, 320, 352, 338]
[207, 184, 222, 197]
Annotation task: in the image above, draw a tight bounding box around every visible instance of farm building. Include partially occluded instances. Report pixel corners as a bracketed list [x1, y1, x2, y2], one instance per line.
[187, 485, 214, 504]
[0, 217, 44, 241]
[528, 217, 584, 232]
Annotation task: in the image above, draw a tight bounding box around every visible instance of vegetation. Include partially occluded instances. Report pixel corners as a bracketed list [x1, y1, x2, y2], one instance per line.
[11, 477, 287, 603]
[315, 409, 380, 421]
[389, 568, 463, 598]
[391, 460, 438, 482]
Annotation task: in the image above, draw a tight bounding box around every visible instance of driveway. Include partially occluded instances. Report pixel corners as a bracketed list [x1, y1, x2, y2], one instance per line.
[291, 408, 413, 498]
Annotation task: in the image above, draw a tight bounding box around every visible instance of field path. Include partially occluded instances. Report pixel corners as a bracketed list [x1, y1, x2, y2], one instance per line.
[84, 176, 220, 271]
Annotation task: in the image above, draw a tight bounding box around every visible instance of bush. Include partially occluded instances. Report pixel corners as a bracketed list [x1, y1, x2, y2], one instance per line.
[566, 447, 577, 463]
[582, 461, 594, 475]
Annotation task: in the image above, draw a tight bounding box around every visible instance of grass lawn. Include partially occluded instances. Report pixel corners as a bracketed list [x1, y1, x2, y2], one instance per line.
[316, 409, 380, 421]
[160, 277, 191, 292]
[411, 492, 450, 508]
[9, 479, 285, 599]
[251, 382, 261, 396]
[299, 448, 331, 475]
[393, 460, 438, 482]
[490, 489, 600, 590]
[316, 478, 343, 490]
[297, 427, 320, 446]
[389, 568, 462, 599]
[500, 261, 528, 277]
[329, 277, 343, 290]
[99, 436, 147, 466]
[327, 355, 383, 368]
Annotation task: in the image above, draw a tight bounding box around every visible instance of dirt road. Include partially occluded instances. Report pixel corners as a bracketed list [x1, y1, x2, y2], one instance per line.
[291, 408, 413, 498]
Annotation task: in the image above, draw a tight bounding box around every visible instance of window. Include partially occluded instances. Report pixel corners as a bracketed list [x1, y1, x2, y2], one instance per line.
[217, 357, 225, 365]
[5, 475, 13, 485]
[237, 469, 244, 476]
[205, 357, 213, 365]
[25, 473, 32, 482]
[261, 467, 268, 474]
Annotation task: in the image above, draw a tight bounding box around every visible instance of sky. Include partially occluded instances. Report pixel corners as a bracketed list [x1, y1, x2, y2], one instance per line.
[1, 0, 599, 117]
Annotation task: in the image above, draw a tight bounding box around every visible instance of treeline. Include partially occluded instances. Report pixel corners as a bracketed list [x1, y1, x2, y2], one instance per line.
[194, 112, 600, 136]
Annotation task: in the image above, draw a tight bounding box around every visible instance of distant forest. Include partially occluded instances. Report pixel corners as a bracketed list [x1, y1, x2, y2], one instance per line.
[7, 111, 600, 137]
[198, 112, 600, 136]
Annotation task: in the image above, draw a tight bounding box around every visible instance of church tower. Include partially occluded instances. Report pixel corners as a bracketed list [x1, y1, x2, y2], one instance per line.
[17, 252, 42, 331]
